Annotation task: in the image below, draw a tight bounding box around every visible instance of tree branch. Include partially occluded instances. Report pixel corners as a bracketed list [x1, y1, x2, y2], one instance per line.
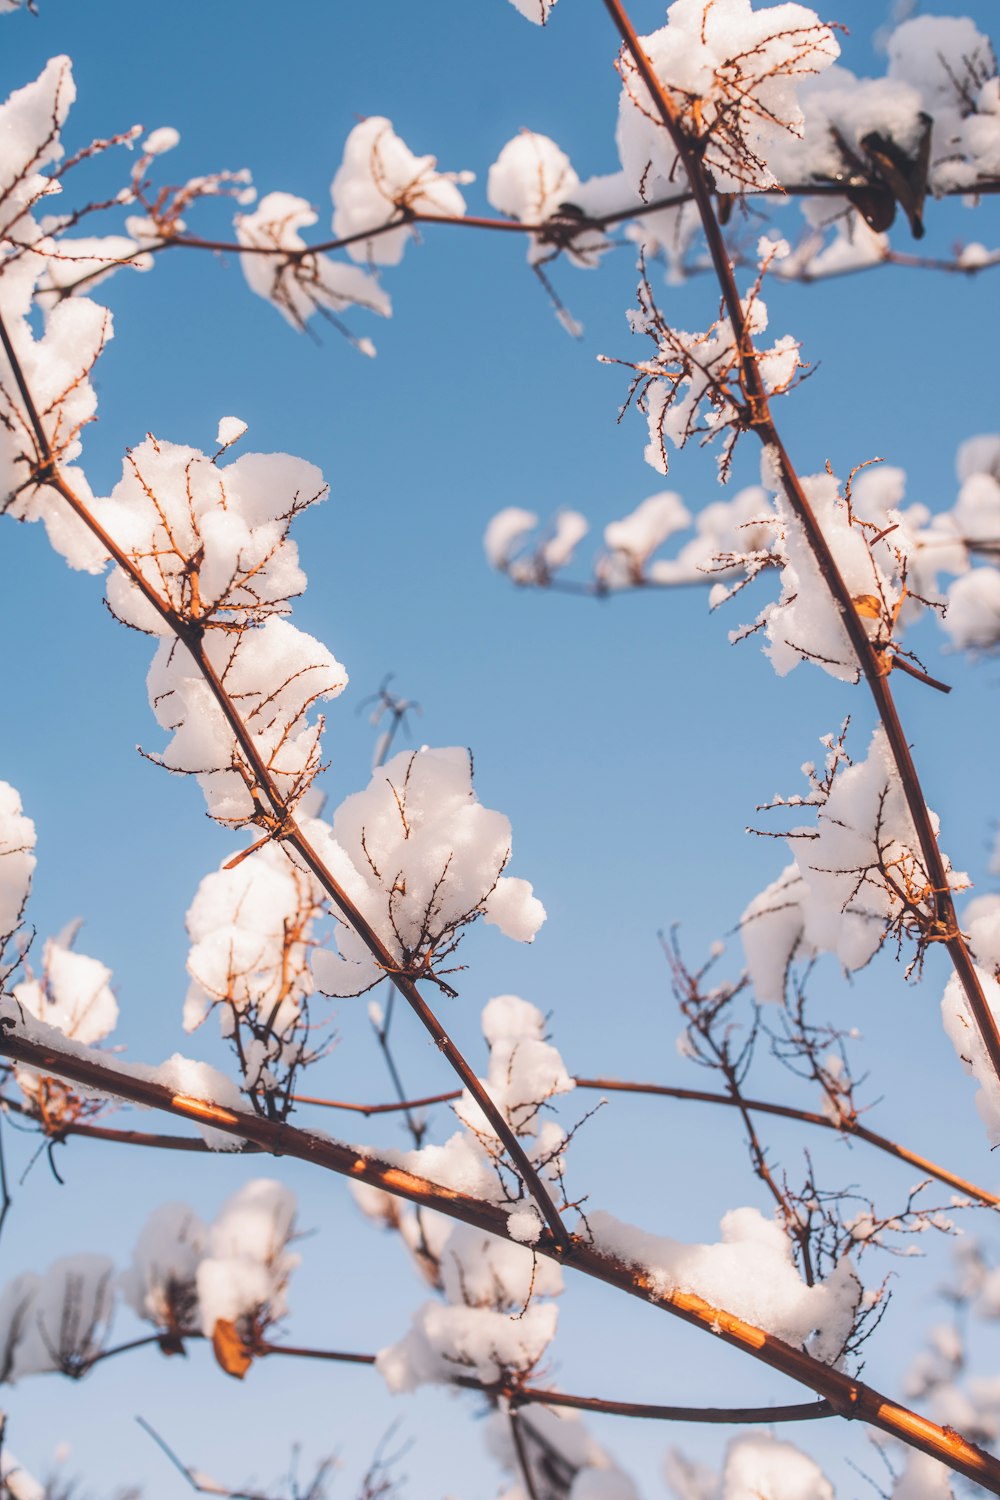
[599, 0, 1000, 1091]
[43, 174, 1000, 301]
[2, 1018, 998, 1493]
[12, 1053, 992, 1212]
[289, 1076, 1000, 1212]
[0, 305, 571, 1257]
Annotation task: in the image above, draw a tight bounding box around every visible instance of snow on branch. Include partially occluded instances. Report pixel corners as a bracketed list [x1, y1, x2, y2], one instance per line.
[616, 0, 841, 196]
[236, 192, 391, 343]
[331, 117, 473, 267]
[742, 723, 968, 1000]
[310, 748, 545, 999]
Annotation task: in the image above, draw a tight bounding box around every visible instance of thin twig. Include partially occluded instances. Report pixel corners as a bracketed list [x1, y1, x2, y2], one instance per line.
[137, 1416, 268, 1500]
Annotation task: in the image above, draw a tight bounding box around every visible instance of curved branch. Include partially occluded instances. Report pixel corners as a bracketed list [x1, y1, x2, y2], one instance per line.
[2, 1019, 998, 1494]
[262, 1343, 836, 1423]
[576, 1076, 1000, 1208]
[600, 0, 1000, 1090]
[80, 1330, 839, 1427]
[288, 1076, 1000, 1211]
[43, 173, 1000, 301]
[15, 1064, 994, 1210]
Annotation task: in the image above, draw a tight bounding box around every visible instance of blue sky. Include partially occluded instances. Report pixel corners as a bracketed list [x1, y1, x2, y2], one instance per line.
[2, 1, 1000, 1496]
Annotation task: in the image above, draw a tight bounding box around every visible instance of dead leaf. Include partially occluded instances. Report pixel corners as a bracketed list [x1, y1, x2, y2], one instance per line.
[211, 1318, 253, 1379]
[852, 594, 882, 620]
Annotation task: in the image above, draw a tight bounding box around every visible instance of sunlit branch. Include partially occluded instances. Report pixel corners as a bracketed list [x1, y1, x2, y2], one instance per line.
[2, 1022, 998, 1493]
[599, 0, 1000, 1094]
[575, 1077, 1000, 1210]
[11, 1044, 993, 1211]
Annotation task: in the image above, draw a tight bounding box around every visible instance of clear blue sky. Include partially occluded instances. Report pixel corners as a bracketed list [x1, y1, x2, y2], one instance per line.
[2, 1, 999, 1495]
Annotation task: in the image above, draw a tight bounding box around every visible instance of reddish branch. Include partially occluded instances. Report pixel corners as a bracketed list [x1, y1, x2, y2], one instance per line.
[261, 1342, 836, 1424]
[48, 172, 1000, 290]
[2, 1023, 998, 1493]
[0, 309, 571, 1258]
[600, 0, 1000, 1091]
[575, 1077, 1000, 1209]
[293, 1076, 1000, 1211]
[88, 1329, 834, 1425]
[11, 1066, 995, 1210]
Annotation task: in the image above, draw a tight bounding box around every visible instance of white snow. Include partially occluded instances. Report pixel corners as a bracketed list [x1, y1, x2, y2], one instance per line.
[236, 191, 391, 332]
[141, 126, 180, 156]
[506, 0, 558, 23]
[121, 1201, 207, 1333]
[589, 1205, 859, 1358]
[310, 748, 544, 996]
[484, 507, 540, 570]
[196, 1179, 299, 1337]
[0, 780, 36, 951]
[332, 117, 471, 267]
[616, 0, 839, 197]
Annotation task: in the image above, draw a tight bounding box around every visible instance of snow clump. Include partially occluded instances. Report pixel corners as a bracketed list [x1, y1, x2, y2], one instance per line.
[0, 780, 35, 958]
[332, 116, 472, 266]
[310, 749, 545, 997]
[616, 0, 840, 196]
[236, 191, 391, 333]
